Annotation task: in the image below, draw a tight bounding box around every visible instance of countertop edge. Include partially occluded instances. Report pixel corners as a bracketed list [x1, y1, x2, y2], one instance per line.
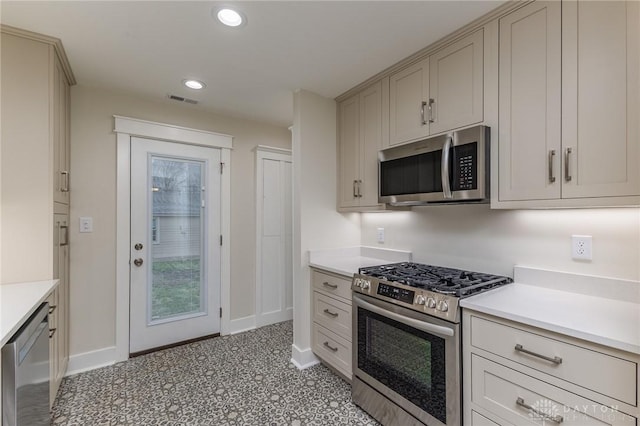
[1, 279, 59, 346]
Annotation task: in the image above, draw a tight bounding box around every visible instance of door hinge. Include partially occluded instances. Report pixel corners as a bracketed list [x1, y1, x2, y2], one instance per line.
[220, 235, 223, 246]
[220, 162, 225, 174]
[219, 307, 222, 318]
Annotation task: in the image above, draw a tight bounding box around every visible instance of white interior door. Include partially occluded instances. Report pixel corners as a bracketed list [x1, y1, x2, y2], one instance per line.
[256, 148, 293, 327]
[130, 137, 221, 354]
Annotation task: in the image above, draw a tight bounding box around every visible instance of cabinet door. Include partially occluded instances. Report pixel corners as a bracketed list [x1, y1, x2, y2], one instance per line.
[53, 59, 70, 205]
[359, 80, 384, 207]
[498, 1, 562, 201]
[562, 1, 640, 199]
[429, 29, 484, 135]
[338, 95, 360, 208]
[48, 288, 59, 407]
[389, 58, 429, 145]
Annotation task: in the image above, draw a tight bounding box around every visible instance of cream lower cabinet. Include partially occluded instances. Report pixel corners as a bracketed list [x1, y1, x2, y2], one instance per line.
[463, 310, 639, 425]
[51, 208, 70, 405]
[496, 1, 640, 207]
[310, 269, 353, 380]
[338, 78, 389, 211]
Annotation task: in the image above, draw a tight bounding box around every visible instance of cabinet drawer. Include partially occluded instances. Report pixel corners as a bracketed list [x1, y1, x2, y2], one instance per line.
[312, 270, 352, 300]
[471, 410, 500, 426]
[313, 323, 352, 378]
[470, 315, 637, 405]
[472, 355, 636, 426]
[313, 292, 352, 341]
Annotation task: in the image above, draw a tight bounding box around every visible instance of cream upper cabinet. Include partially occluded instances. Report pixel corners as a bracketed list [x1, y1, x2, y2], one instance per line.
[389, 58, 430, 145]
[498, 1, 562, 202]
[53, 59, 71, 205]
[389, 30, 484, 147]
[561, 0, 639, 199]
[338, 94, 360, 209]
[496, 1, 640, 207]
[429, 29, 484, 135]
[338, 78, 389, 211]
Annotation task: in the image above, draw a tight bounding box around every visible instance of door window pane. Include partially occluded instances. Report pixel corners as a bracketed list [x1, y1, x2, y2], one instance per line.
[150, 157, 205, 321]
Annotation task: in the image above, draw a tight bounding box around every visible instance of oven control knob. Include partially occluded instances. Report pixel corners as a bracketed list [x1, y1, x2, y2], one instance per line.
[415, 295, 426, 305]
[353, 278, 362, 288]
[361, 280, 371, 290]
[436, 300, 449, 312]
[426, 297, 436, 309]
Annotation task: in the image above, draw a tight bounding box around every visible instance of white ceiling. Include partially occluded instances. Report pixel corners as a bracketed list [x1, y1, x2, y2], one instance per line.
[1, 1, 504, 127]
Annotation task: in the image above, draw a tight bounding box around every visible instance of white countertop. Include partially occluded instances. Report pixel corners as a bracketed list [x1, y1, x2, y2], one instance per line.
[309, 246, 412, 277]
[461, 267, 640, 355]
[1, 280, 58, 346]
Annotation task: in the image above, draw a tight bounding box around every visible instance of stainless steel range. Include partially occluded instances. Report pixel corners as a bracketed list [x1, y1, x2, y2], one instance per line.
[351, 262, 512, 426]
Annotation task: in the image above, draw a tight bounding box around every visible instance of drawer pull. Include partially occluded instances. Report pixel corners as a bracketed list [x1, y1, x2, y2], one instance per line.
[323, 308, 339, 318]
[49, 328, 57, 339]
[322, 281, 338, 289]
[323, 341, 338, 352]
[516, 397, 563, 423]
[515, 344, 562, 365]
[49, 305, 57, 314]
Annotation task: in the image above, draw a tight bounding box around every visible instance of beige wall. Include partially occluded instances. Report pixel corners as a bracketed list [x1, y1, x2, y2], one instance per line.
[361, 206, 640, 281]
[291, 90, 360, 365]
[70, 85, 290, 357]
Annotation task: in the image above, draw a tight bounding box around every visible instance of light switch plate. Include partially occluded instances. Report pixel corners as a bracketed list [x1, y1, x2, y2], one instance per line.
[377, 227, 385, 244]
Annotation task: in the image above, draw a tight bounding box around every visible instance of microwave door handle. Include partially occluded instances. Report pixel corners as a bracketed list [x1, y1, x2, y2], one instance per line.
[354, 296, 454, 338]
[441, 136, 453, 199]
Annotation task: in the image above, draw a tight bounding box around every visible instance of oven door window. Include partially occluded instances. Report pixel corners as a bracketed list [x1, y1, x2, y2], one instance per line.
[357, 307, 447, 424]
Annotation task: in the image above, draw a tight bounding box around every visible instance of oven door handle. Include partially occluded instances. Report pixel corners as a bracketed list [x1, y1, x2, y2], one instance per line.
[354, 296, 454, 338]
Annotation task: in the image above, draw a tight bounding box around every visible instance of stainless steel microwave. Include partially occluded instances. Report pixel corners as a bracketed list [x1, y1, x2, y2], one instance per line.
[378, 125, 489, 206]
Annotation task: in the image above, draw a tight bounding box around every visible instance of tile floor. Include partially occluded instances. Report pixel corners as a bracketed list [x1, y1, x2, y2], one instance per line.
[52, 321, 378, 425]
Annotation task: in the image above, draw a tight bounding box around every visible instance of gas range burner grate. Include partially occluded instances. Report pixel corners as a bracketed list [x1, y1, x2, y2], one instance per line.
[359, 262, 512, 298]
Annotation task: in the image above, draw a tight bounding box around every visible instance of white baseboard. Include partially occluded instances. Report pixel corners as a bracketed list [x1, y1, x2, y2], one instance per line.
[66, 346, 116, 376]
[229, 315, 256, 335]
[290, 344, 320, 370]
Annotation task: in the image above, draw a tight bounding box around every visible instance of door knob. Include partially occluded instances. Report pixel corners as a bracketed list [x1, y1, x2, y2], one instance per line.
[134, 243, 143, 251]
[133, 258, 144, 267]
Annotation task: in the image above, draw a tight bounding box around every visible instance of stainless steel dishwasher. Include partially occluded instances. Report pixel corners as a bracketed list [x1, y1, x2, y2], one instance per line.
[2, 302, 50, 426]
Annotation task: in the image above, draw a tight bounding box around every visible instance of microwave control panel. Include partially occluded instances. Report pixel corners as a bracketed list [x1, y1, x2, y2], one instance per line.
[453, 142, 477, 191]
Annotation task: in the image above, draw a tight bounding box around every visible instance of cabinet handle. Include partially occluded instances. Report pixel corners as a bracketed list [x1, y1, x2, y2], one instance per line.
[548, 150, 556, 183]
[420, 101, 427, 125]
[49, 305, 57, 315]
[323, 341, 338, 352]
[353, 180, 357, 198]
[357, 180, 362, 198]
[323, 308, 339, 318]
[515, 344, 562, 365]
[60, 225, 69, 247]
[516, 397, 563, 423]
[61, 171, 70, 192]
[49, 328, 57, 339]
[428, 98, 435, 123]
[322, 281, 338, 289]
[564, 147, 572, 182]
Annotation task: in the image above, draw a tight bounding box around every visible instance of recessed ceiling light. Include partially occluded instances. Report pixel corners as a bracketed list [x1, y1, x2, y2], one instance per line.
[217, 8, 244, 27]
[183, 79, 206, 90]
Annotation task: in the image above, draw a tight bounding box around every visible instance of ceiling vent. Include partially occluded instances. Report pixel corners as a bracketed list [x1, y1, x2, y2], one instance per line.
[167, 94, 198, 105]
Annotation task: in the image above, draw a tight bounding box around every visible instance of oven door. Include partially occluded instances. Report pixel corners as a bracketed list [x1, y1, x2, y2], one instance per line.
[353, 293, 460, 426]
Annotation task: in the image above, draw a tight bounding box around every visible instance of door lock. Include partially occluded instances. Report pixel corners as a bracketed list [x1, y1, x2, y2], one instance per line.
[133, 258, 144, 267]
[134, 243, 143, 251]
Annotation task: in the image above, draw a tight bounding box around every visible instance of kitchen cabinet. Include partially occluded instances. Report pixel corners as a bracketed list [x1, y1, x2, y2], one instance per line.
[389, 30, 484, 146]
[310, 269, 353, 380]
[496, 1, 640, 207]
[1, 25, 74, 405]
[338, 78, 389, 211]
[463, 310, 639, 425]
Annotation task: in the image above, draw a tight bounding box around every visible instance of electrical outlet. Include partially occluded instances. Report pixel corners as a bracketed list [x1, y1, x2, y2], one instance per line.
[376, 228, 385, 244]
[572, 235, 592, 260]
[79, 216, 93, 233]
